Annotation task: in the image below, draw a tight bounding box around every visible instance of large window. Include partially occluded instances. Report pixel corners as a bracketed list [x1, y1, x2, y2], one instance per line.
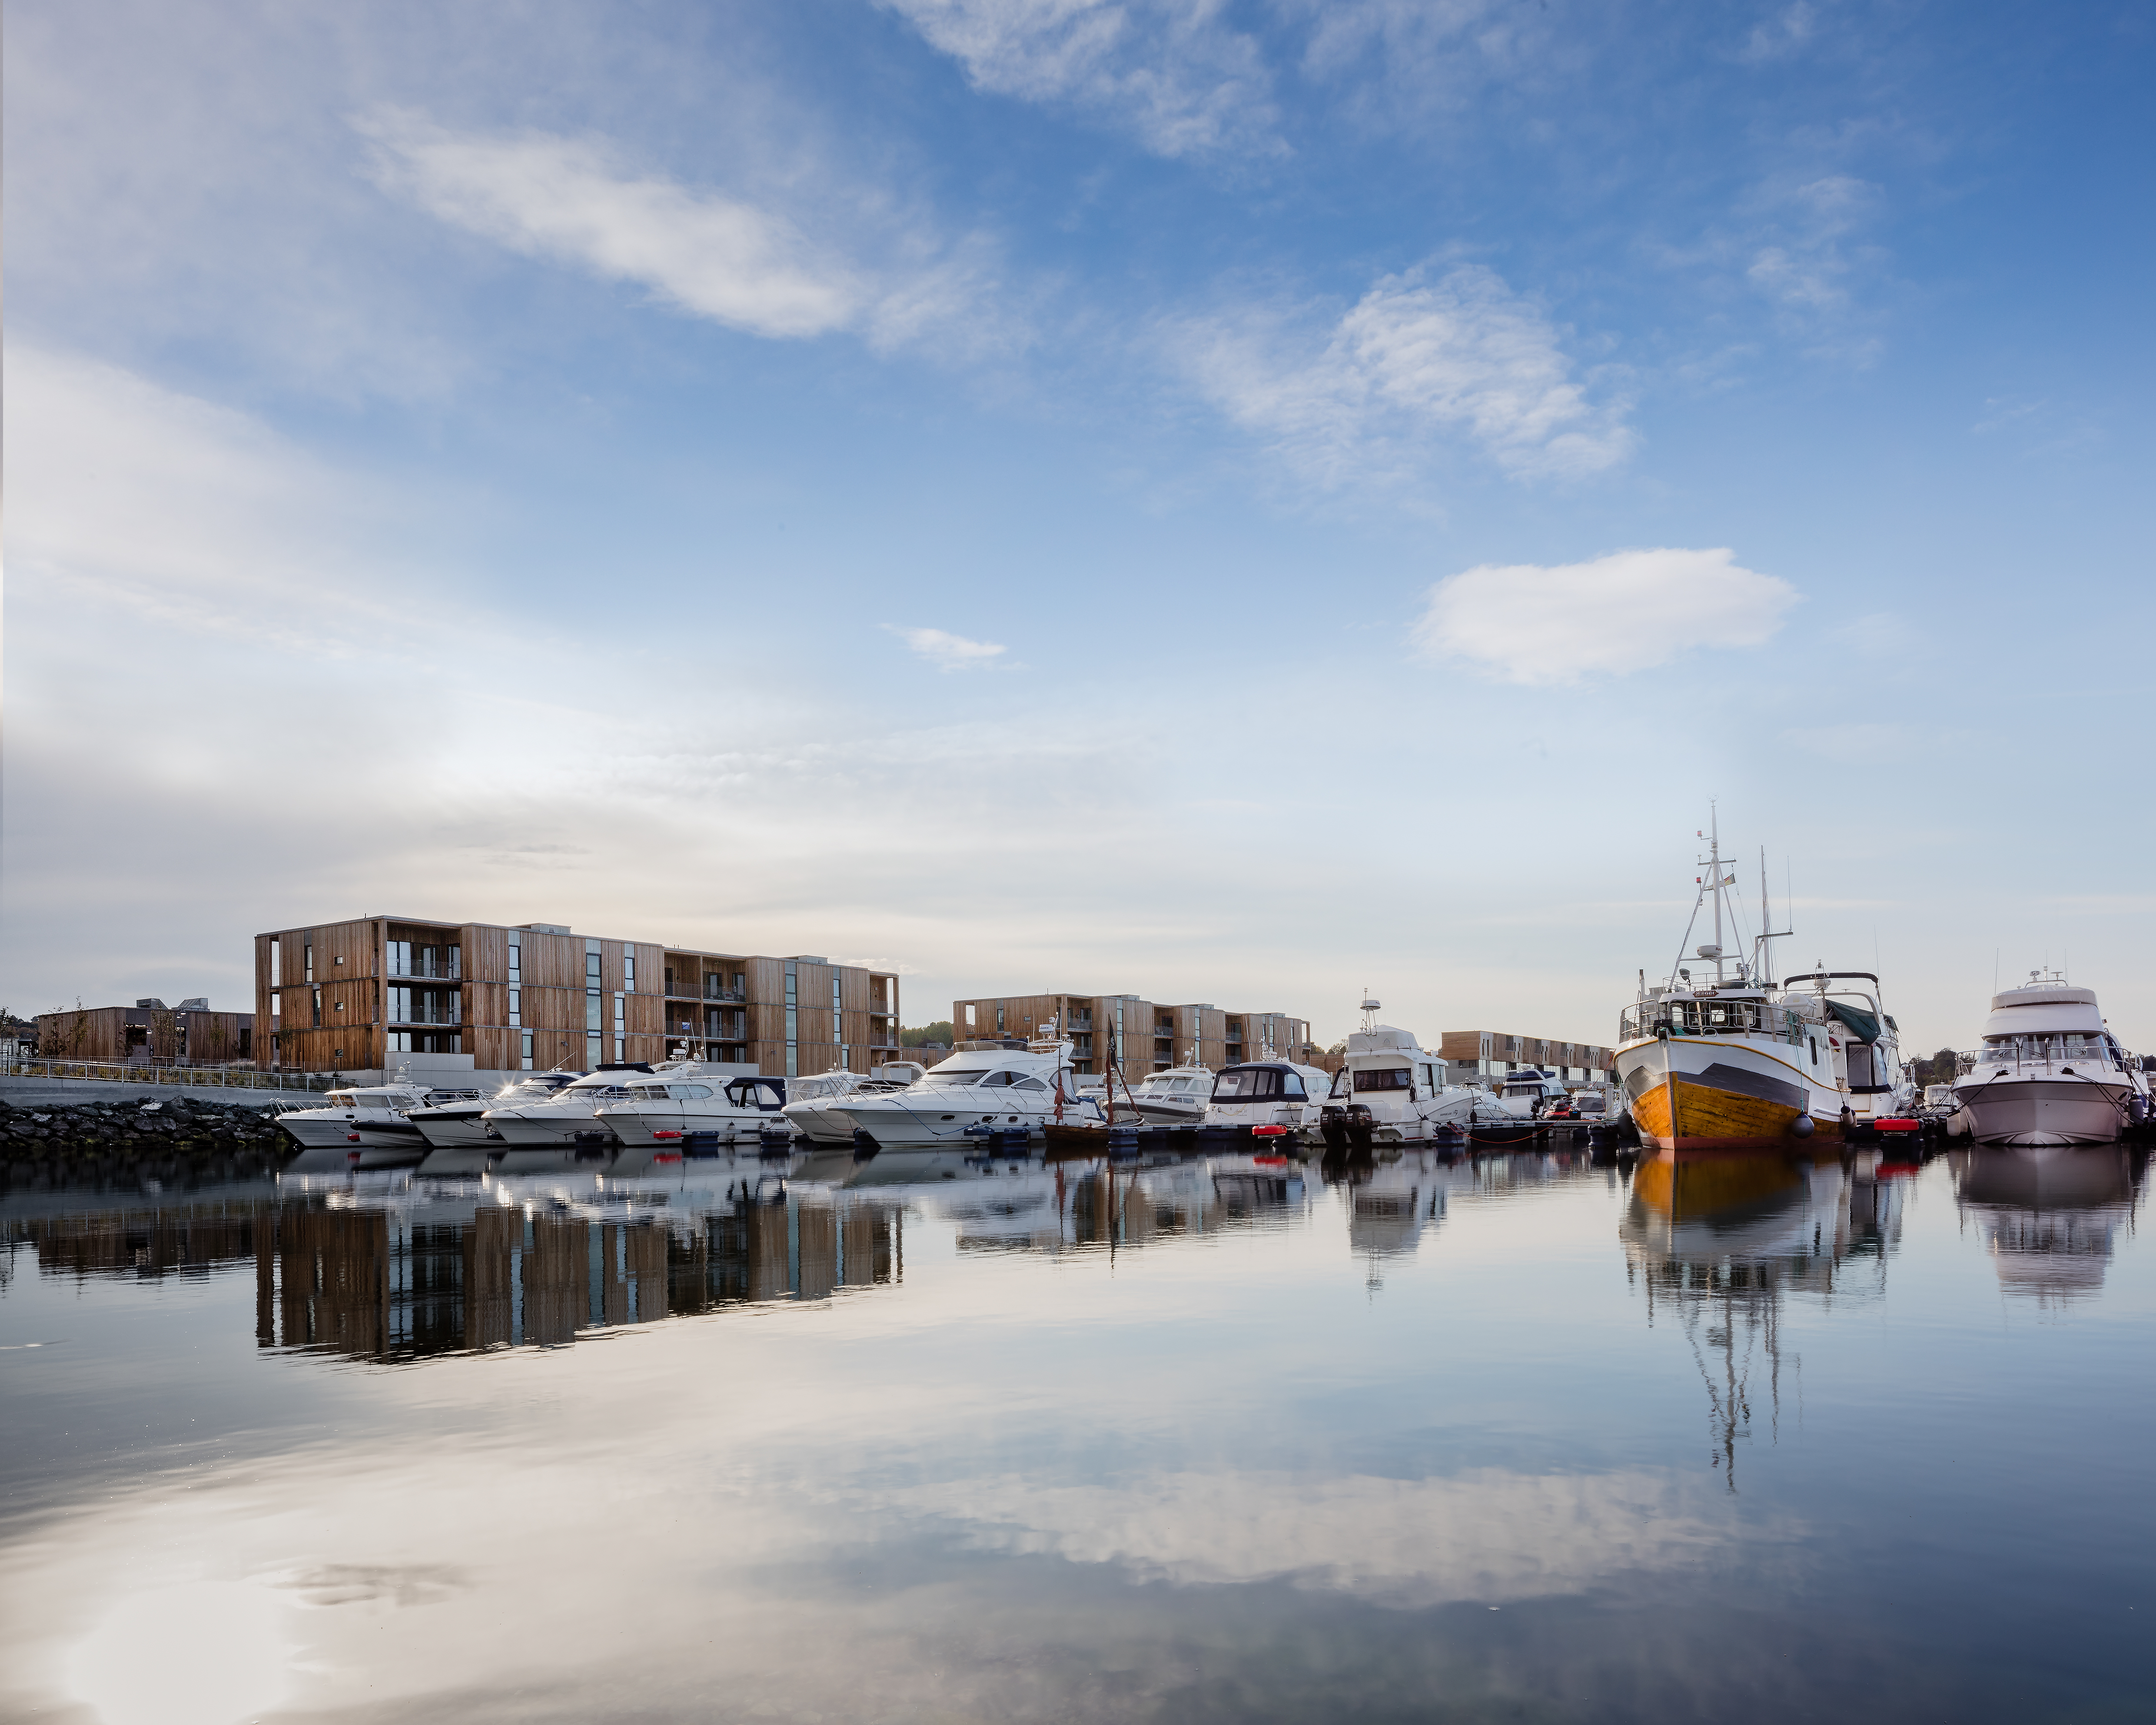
[520, 1030, 534, 1068]
[508, 937, 521, 980]
[586, 990, 601, 1031]
[508, 988, 521, 1027]
[1354, 1067, 1412, 1092]
[624, 954, 635, 992]
[1213, 1068, 1282, 1099]
[586, 1032, 601, 1067]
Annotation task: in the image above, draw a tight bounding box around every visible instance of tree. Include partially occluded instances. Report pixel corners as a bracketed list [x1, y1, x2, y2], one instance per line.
[901, 1020, 954, 1048]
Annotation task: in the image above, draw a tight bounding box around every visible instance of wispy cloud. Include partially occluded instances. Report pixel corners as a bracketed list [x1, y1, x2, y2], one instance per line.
[885, 625, 1010, 670]
[358, 110, 996, 350]
[877, 0, 1279, 159]
[1412, 547, 1797, 684]
[1174, 264, 1633, 488]
[1737, 1, 1817, 63]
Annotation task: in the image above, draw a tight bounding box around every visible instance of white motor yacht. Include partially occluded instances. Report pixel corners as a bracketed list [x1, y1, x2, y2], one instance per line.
[1123, 1062, 1214, 1127]
[1614, 814, 1916, 1150]
[780, 1070, 910, 1146]
[1202, 1057, 1333, 1142]
[485, 1062, 704, 1149]
[1319, 1007, 1481, 1147]
[409, 1072, 580, 1149]
[598, 1074, 792, 1153]
[832, 1039, 1096, 1150]
[275, 1084, 433, 1167]
[1494, 1068, 1571, 1117]
[1951, 976, 2149, 1146]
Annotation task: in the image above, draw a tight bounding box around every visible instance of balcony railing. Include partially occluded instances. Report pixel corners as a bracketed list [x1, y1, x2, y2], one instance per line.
[388, 956, 460, 979]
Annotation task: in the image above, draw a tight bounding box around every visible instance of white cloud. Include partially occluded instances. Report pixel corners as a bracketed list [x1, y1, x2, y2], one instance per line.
[1176, 264, 1632, 487]
[886, 625, 1010, 670]
[1738, 1, 1816, 63]
[1412, 547, 1797, 684]
[878, 0, 1279, 158]
[888, 1467, 1782, 1607]
[358, 110, 989, 348]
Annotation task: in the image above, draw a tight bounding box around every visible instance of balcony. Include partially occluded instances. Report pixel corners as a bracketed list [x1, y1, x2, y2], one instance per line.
[388, 955, 459, 980]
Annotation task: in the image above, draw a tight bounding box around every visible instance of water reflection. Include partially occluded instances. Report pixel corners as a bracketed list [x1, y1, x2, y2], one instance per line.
[1620, 1151, 1913, 1486]
[1317, 1143, 1608, 1286]
[1950, 1146, 2148, 1308]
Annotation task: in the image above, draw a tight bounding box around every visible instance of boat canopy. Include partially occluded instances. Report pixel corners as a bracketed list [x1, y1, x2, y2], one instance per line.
[1825, 999, 1881, 1043]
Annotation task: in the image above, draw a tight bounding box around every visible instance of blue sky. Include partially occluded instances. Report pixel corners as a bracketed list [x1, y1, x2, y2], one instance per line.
[6, 0, 2153, 1054]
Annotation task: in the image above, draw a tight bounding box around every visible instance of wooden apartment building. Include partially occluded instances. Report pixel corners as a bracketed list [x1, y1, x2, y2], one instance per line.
[1437, 1030, 1616, 1083]
[951, 993, 1316, 1076]
[255, 915, 900, 1077]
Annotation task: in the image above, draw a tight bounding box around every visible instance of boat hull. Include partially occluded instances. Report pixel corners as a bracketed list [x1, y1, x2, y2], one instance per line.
[1952, 1075, 2128, 1147]
[1618, 1037, 1828, 1152]
[412, 1111, 496, 1149]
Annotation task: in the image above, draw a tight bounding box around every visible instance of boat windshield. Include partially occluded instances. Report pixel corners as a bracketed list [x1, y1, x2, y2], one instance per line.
[1977, 1033, 2109, 1065]
[923, 1069, 988, 1087]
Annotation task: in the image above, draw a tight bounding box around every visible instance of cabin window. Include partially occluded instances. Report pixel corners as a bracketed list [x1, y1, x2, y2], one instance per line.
[1353, 1068, 1412, 1092]
[1013, 1077, 1049, 1093]
[1281, 1072, 1306, 1097]
[1215, 1069, 1282, 1099]
[924, 1069, 987, 1087]
[1846, 1043, 1882, 1090]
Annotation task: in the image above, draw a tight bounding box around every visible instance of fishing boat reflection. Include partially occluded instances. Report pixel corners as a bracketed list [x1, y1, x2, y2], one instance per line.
[1621, 1151, 1908, 1485]
[1949, 1146, 2148, 1308]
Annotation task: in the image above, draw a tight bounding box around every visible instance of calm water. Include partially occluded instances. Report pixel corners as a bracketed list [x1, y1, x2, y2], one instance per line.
[3, 1141, 2151, 1724]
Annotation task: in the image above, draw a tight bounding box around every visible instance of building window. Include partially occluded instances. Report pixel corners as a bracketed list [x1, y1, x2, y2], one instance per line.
[520, 1030, 534, 1068]
[965, 1004, 977, 1028]
[304, 943, 314, 984]
[269, 938, 280, 987]
[508, 987, 521, 1027]
[613, 994, 625, 1030]
[586, 990, 601, 1031]
[587, 1032, 602, 1067]
[312, 987, 322, 1027]
[508, 937, 521, 980]
[623, 954, 635, 992]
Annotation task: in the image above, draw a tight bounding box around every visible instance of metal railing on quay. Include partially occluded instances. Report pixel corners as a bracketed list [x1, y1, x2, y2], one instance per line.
[1, 1053, 339, 1093]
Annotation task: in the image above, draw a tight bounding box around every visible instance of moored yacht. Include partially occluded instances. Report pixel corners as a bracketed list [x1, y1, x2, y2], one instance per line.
[274, 1084, 433, 1167]
[409, 1072, 580, 1149]
[598, 1073, 792, 1152]
[1951, 976, 2149, 1146]
[1202, 1057, 1333, 1142]
[833, 1038, 1098, 1150]
[1318, 1005, 1479, 1147]
[780, 1069, 913, 1146]
[1614, 814, 1914, 1150]
[1123, 1061, 1215, 1127]
[485, 1062, 700, 1148]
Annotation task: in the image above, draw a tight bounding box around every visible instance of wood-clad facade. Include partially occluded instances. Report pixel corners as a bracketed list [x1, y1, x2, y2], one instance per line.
[950, 992, 1316, 1077]
[255, 915, 900, 1078]
[1437, 1030, 1616, 1083]
[34, 1001, 254, 1065]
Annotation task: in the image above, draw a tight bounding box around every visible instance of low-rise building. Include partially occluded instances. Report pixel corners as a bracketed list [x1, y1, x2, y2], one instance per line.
[35, 998, 254, 1065]
[951, 993, 1315, 1076]
[255, 916, 899, 1079]
[1438, 1030, 1615, 1084]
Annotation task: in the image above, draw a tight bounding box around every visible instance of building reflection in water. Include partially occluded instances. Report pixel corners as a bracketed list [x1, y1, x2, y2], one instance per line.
[1949, 1147, 2148, 1309]
[1620, 1151, 1909, 1488]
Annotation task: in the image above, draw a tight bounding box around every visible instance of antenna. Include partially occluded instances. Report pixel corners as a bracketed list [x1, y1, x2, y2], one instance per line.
[1359, 993, 1381, 1035]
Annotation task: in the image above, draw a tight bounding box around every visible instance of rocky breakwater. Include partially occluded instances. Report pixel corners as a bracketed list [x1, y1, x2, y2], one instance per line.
[0, 1094, 300, 1193]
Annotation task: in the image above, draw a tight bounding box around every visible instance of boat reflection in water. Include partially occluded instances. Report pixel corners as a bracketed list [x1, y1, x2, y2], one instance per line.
[1949, 1146, 2149, 1308]
[831, 1146, 1310, 1256]
[1621, 1150, 1910, 1484]
[1313, 1143, 1608, 1287]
